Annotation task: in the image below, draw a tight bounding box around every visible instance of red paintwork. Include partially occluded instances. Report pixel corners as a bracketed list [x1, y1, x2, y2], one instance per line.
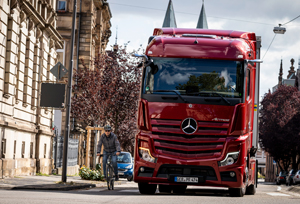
[147, 28, 256, 61]
[134, 28, 257, 190]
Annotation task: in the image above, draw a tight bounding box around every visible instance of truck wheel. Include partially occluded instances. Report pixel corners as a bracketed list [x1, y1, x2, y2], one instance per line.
[246, 184, 256, 195]
[229, 187, 245, 197]
[159, 185, 172, 193]
[173, 185, 187, 195]
[138, 183, 157, 195]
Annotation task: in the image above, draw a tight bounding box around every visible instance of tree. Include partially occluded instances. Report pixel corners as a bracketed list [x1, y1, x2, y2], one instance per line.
[71, 47, 142, 153]
[259, 85, 300, 171]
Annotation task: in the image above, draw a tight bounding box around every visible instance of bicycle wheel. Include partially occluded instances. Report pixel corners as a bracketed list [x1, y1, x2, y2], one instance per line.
[106, 164, 113, 190]
[110, 179, 114, 190]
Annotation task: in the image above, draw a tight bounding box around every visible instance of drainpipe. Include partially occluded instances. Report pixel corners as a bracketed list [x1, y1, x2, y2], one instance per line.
[76, 0, 82, 73]
[72, 0, 82, 137]
[0, 128, 3, 178]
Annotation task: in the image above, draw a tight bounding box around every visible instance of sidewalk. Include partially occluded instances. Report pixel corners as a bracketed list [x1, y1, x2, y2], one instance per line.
[258, 179, 300, 195]
[0, 175, 127, 191]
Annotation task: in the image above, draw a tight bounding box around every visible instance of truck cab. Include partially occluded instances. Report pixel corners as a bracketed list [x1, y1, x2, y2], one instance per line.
[134, 28, 260, 197]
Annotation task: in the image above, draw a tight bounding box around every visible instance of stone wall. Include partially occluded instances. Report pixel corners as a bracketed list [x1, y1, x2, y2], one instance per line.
[0, 0, 62, 177]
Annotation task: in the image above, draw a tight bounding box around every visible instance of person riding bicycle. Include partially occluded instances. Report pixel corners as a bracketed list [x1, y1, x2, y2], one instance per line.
[97, 125, 121, 181]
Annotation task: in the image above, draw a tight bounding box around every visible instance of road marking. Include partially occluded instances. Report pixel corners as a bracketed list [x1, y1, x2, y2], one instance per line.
[267, 192, 290, 196]
[119, 189, 139, 192]
[277, 186, 281, 191]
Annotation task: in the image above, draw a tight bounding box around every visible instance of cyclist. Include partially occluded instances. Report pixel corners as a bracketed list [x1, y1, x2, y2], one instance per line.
[97, 125, 121, 181]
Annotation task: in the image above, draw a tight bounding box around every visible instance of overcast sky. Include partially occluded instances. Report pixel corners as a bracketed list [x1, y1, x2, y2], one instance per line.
[106, 0, 300, 100]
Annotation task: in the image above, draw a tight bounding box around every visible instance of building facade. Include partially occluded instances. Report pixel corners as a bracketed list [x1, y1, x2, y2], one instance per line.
[0, 0, 63, 177]
[54, 0, 112, 171]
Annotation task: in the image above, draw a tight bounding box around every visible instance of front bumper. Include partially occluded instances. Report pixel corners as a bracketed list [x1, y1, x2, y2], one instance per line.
[118, 169, 133, 178]
[134, 158, 244, 188]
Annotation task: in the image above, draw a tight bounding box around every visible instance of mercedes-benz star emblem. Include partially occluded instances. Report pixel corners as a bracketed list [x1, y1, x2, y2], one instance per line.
[181, 118, 198, 134]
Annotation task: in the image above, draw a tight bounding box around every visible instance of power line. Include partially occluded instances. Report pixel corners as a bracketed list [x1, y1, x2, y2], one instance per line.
[282, 14, 300, 26]
[262, 34, 277, 60]
[109, 2, 274, 26]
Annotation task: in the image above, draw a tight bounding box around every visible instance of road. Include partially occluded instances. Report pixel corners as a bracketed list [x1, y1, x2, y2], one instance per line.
[1, 181, 300, 204]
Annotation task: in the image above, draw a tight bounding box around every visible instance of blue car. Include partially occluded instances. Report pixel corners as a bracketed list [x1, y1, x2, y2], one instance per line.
[117, 151, 133, 181]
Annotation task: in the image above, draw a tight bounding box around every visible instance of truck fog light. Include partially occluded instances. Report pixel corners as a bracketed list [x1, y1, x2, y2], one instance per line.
[140, 167, 145, 172]
[230, 172, 236, 177]
[138, 147, 157, 163]
[218, 151, 240, 166]
[227, 157, 234, 165]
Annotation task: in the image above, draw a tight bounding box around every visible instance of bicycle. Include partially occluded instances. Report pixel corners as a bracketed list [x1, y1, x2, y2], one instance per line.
[100, 154, 115, 190]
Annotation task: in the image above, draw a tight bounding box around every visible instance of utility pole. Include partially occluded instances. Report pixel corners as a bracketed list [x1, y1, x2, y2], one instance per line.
[62, 0, 77, 183]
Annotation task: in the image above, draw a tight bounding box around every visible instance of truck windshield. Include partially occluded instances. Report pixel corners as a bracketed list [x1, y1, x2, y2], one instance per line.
[143, 57, 243, 98]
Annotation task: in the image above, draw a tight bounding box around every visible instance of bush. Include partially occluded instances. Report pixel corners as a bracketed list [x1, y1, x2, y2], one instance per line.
[79, 165, 105, 181]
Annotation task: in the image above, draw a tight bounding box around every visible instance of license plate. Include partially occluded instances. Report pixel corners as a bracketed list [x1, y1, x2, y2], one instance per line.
[175, 177, 198, 183]
[118, 172, 124, 175]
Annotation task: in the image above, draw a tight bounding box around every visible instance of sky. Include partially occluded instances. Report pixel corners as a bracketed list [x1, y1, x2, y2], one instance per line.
[106, 0, 300, 101]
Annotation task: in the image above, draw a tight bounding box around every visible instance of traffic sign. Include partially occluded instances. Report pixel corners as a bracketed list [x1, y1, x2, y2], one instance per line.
[50, 62, 68, 80]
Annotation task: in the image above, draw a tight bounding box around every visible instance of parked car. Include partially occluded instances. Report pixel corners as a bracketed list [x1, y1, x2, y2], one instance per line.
[276, 171, 287, 185]
[286, 169, 298, 186]
[292, 170, 300, 185]
[117, 151, 133, 181]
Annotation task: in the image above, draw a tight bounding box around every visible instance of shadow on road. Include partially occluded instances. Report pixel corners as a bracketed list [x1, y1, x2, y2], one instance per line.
[9, 186, 240, 197]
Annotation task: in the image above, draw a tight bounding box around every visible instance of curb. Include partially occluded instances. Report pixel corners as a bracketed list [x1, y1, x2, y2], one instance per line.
[0, 183, 96, 191]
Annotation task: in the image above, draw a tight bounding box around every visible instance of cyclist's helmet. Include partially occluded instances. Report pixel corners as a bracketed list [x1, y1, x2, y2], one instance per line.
[104, 125, 112, 131]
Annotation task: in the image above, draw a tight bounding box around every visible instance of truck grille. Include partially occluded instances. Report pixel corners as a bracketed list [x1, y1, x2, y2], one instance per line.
[151, 119, 229, 159]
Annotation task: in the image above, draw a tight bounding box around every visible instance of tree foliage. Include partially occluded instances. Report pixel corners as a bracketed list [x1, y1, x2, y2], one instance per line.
[71, 47, 142, 153]
[259, 85, 300, 171]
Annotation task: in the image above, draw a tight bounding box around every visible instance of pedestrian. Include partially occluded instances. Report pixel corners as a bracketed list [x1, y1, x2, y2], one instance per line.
[97, 125, 121, 181]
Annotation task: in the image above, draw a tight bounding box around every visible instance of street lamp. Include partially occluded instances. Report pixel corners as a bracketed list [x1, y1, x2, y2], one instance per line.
[273, 24, 286, 34]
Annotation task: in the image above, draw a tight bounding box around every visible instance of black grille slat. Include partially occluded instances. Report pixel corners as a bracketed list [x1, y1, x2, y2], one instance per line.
[156, 147, 221, 154]
[152, 131, 227, 139]
[154, 139, 223, 146]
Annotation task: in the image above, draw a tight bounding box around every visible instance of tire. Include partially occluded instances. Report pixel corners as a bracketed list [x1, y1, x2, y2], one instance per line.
[246, 184, 256, 195]
[159, 185, 172, 193]
[138, 183, 157, 195]
[110, 179, 114, 190]
[107, 180, 111, 190]
[173, 185, 187, 195]
[276, 181, 280, 185]
[229, 187, 245, 197]
[127, 175, 133, 182]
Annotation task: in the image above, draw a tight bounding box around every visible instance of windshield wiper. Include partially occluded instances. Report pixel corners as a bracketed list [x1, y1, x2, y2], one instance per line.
[194, 91, 231, 105]
[154, 90, 189, 103]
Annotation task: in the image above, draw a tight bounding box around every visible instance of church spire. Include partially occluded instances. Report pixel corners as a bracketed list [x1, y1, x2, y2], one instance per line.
[278, 59, 283, 85]
[162, 0, 177, 28]
[197, 0, 208, 29]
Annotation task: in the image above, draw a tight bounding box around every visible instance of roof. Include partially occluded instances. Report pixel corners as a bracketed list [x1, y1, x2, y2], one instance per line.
[162, 0, 177, 28]
[147, 28, 256, 60]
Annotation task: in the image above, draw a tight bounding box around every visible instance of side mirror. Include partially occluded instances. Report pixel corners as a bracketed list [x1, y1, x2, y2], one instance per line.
[150, 63, 158, 75]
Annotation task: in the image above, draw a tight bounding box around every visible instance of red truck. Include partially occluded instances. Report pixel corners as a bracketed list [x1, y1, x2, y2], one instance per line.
[133, 28, 262, 197]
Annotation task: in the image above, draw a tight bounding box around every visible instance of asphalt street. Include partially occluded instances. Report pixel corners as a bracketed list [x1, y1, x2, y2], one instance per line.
[1, 181, 300, 204]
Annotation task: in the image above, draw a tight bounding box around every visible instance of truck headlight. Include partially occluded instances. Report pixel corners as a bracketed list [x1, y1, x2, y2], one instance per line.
[138, 147, 157, 163]
[218, 152, 239, 166]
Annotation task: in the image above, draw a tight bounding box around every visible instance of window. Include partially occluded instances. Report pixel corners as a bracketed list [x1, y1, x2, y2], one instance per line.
[30, 142, 33, 159]
[22, 141, 25, 158]
[1, 139, 6, 158]
[57, 0, 67, 12]
[13, 140, 16, 159]
[44, 144, 47, 158]
[247, 69, 251, 98]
